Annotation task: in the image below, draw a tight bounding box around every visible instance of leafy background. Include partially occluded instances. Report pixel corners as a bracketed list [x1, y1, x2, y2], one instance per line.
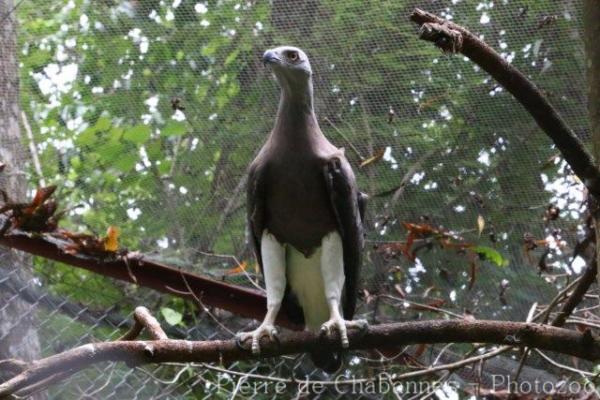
[5, 0, 593, 397]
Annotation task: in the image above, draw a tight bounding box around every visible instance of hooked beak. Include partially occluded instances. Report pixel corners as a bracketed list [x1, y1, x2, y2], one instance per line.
[262, 50, 280, 66]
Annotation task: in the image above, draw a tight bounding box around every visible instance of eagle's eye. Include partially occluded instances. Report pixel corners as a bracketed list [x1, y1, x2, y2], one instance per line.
[286, 51, 299, 62]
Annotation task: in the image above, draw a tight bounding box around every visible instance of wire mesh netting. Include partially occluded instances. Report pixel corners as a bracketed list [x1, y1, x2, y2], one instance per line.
[1, 0, 599, 398]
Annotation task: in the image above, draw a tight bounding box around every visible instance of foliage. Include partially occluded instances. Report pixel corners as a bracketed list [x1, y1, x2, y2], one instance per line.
[14, 0, 591, 396]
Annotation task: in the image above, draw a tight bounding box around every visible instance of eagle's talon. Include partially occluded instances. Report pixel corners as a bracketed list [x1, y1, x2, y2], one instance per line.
[350, 319, 369, 330]
[235, 331, 253, 351]
[320, 317, 350, 348]
[270, 328, 280, 343]
[349, 319, 369, 339]
[236, 324, 278, 355]
[320, 318, 368, 348]
[235, 334, 249, 351]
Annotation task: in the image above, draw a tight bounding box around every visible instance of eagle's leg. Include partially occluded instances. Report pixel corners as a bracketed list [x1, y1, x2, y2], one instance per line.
[236, 231, 286, 355]
[319, 232, 368, 348]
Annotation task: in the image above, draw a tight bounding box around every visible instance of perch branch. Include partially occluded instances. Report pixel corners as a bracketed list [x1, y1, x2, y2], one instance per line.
[410, 8, 600, 199]
[1, 309, 600, 398]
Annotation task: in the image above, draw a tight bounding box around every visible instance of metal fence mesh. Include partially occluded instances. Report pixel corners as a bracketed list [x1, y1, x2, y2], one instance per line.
[1, 0, 598, 398]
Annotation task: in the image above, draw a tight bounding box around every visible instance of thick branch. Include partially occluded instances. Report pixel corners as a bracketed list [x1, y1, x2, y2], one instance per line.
[1, 318, 598, 397]
[0, 226, 300, 330]
[410, 9, 600, 198]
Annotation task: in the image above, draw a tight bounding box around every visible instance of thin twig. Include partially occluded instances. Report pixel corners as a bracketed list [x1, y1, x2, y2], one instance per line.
[432, 343, 454, 366]
[323, 117, 365, 161]
[0, 359, 28, 377]
[20, 111, 45, 187]
[534, 349, 595, 377]
[12, 369, 75, 399]
[391, 149, 437, 205]
[511, 348, 530, 385]
[380, 294, 464, 319]
[552, 258, 597, 326]
[193, 249, 264, 293]
[540, 276, 582, 324]
[77, 367, 115, 398]
[178, 271, 235, 335]
[134, 364, 190, 385]
[565, 319, 600, 329]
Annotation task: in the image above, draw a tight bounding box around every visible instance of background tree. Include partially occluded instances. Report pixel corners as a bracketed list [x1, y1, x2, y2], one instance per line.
[584, 1, 600, 290]
[0, 0, 43, 380]
[1, 0, 597, 397]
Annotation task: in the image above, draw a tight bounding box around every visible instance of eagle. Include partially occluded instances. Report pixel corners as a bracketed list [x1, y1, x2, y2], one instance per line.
[236, 46, 367, 373]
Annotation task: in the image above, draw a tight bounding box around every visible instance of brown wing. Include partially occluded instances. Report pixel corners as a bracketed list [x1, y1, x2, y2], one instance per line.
[247, 162, 305, 325]
[323, 157, 366, 320]
[247, 163, 266, 270]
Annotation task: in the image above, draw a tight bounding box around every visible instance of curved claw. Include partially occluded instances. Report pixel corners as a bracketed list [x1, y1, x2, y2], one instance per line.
[351, 319, 369, 340]
[319, 318, 369, 349]
[353, 319, 369, 331]
[320, 318, 349, 348]
[269, 327, 280, 345]
[235, 334, 250, 351]
[235, 325, 279, 355]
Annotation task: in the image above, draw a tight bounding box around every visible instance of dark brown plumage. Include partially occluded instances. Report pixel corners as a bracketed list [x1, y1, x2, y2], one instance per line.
[242, 46, 366, 373]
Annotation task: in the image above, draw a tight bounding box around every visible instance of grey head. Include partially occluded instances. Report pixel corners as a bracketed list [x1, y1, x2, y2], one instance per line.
[262, 46, 313, 104]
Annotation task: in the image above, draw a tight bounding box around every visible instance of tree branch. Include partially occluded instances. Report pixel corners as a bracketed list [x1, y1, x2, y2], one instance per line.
[1, 308, 599, 398]
[19, 111, 45, 187]
[409, 8, 600, 199]
[552, 258, 598, 327]
[119, 306, 167, 341]
[0, 222, 301, 331]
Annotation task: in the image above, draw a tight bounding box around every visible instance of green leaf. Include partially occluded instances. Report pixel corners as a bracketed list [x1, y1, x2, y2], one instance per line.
[26, 49, 51, 68]
[160, 307, 183, 326]
[161, 121, 186, 137]
[76, 127, 98, 146]
[123, 125, 151, 144]
[94, 116, 112, 132]
[108, 127, 124, 142]
[146, 141, 162, 160]
[96, 142, 124, 163]
[113, 153, 137, 172]
[77, 117, 113, 146]
[157, 160, 172, 175]
[473, 246, 509, 267]
[224, 49, 240, 66]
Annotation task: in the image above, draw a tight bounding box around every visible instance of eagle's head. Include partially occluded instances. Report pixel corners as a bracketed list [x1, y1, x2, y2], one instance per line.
[263, 46, 313, 99]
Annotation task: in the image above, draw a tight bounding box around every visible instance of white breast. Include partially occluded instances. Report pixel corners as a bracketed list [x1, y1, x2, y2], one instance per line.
[286, 245, 330, 331]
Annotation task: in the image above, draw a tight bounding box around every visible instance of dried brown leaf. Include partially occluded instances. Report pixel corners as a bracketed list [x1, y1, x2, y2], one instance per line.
[359, 149, 385, 168]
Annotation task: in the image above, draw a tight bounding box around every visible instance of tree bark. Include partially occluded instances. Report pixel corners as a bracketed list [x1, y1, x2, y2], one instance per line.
[584, 1, 600, 159]
[2, 316, 599, 397]
[583, 0, 600, 290]
[0, 0, 43, 390]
